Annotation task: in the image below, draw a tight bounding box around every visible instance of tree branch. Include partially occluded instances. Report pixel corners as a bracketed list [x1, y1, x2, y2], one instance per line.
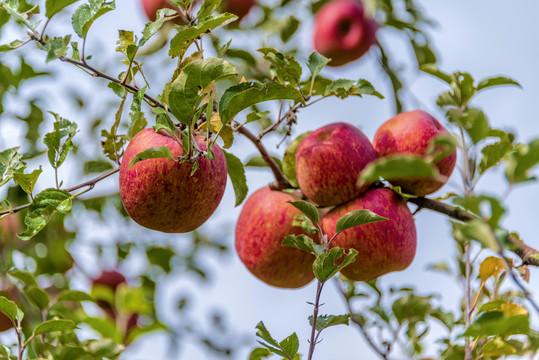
[408, 196, 539, 266]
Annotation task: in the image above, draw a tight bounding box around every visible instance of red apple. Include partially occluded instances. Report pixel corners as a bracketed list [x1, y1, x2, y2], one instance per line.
[141, 0, 188, 23]
[320, 187, 417, 281]
[295, 122, 377, 207]
[372, 110, 457, 196]
[119, 128, 227, 233]
[225, 0, 255, 22]
[313, 0, 377, 67]
[0, 288, 19, 332]
[0, 312, 12, 332]
[235, 187, 316, 288]
[92, 270, 127, 310]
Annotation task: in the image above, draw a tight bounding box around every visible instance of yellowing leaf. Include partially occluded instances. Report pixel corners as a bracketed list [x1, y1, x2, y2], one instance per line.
[210, 113, 233, 149]
[501, 303, 528, 317]
[478, 256, 506, 282]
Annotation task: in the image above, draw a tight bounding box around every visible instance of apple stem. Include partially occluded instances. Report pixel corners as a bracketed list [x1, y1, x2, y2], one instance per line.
[307, 280, 325, 360]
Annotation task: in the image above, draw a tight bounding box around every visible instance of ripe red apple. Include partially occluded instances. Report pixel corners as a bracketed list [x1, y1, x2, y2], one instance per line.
[235, 187, 316, 288]
[372, 110, 457, 196]
[225, 0, 255, 22]
[142, 0, 183, 22]
[119, 128, 227, 233]
[295, 122, 377, 207]
[320, 187, 417, 281]
[313, 0, 377, 67]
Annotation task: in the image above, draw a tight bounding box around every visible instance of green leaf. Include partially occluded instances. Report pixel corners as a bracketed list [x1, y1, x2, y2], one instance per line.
[128, 87, 147, 139]
[454, 220, 497, 250]
[57, 290, 95, 303]
[410, 38, 437, 66]
[224, 48, 257, 66]
[255, 322, 297, 359]
[146, 246, 175, 273]
[28, 189, 72, 215]
[43, 113, 77, 169]
[0, 344, 10, 357]
[482, 337, 517, 357]
[244, 155, 282, 169]
[258, 47, 302, 85]
[139, 8, 177, 47]
[463, 311, 529, 337]
[453, 195, 505, 228]
[84, 317, 123, 344]
[169, 13, 237, 58]
[0, 147, 27, 187]
[223, 150, 247, 206]
[505, 139, 539, 184]
[39, 35, 71, 62]
[169, 58, 237, 126]
[324, 79, 383, 99]
[282, 234, 322, 255]
[8, 268, 37, 286]
[335, 210, 388, 233]
[278, 333, 299, 359]
[0, 296, 18, 322]
[313, 247, 358, 282]
[358, 155, 439, 186]
[287, 200, 319, 225]
[83, 159, 114, 174]
[479, 141, 513, 174]
[25, 287, 50, 310]
[13, 167, 42, 197]
[72, 0, 116, 39]
[46, 0, 78, 18]
[33, 319, 77, 336]
[279, 16, 300, 43]
[420, 64, 452, 84]
[197, 0, 221, 19]
[0, 39, 25, 52]
[447, 107, 490, 144]
[219, 81, 303, 125]
[307, 52, 330, 79]
[128, 146, 176, 168]
[392, 294, 433, 324]
[477, 76, 521, 91]
[282, 131, 311, 188]
[308, 314, 350, 332]
[248, 348, 272, 360]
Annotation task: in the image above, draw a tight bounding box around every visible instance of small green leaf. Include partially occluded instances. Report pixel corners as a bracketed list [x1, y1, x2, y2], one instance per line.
[463, 311, 529, 337]
[248, 347, 272, 360]
[169, 13, 237, 58]
[505, 139, 539, 184]
[255, 322, 297, 359]
[8, 269, 37, 286]
[128, 146, 176, 168]
[358, 155, 439, 186]
[392, 294, 433, 324]
[454, 220, 498, 250]
[0, 147, 27, 187]
[83, 159, 114, 174]
[57, 290, 95, 303]
[43, 113, 77, 169]
[244, 155, 282, 170]
[46, 0, 78, 18]
[33, 319, 77, 336]
[477, 76, 521, 91]
[282, 234, 322, 255]
[479, 141, 512, 174]
[324, 79, 383, 99]
[12, 167, 42, 197]
[146, 246, 175, 274]
[335, 210, 388, 233]
[308, 314, 350, 332]
[306, 52, 330, 79]
[39, 35, 71, 62]
[139, 8, 177, 47]
[219, 82, 303, 125]
[313, 247, 358, 282]
[128, 87, 147, 139]
[420, 64, 452, 84]
[25, 287, 50, 310]
[258, 48, 302, 85]
[282, 131, 311, 188]
[278, 333, 299, 359]
[279, 16, 300, 43]
[0, 296, 18, 322]
[223, 150, 247, 206]
[28, 189, 72, 215]
[72, 0, 116, 39]
[287, 200, 319, 225]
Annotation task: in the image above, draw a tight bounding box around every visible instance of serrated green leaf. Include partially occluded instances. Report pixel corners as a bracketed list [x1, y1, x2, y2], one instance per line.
[479, 141, 512, 174]
[197, 0, 221, 19]
[282, 234, 322, 255]
[72, 0, 116, 39]
[255, 322, 294, 359]
[278, 333, 299, 359]
[244, 155, 282, 169]
[169, 13, 237, 58]
[28, 189, 72, 215]
[46, 0, 78, 18]
[0, 39, 25, 52]
[324, 78, 382, 99]
[447, 107, 490, 144]
[282, 131, 311, 188]
[57, 290, 95, 303]
[308, 314, 350, 332]
[33, 319, 77, 336]
[477, 76, 520, 92]
[128, 146, 176, 168]
[454, 220, 497, 250]
[258, 47, 302, 85]
[287, 200, 319, 225]
[335, 209, 388, 233]
[358, 155, 439, 186]
[128, 87, 147, 139]
[139, 8, 177, 47]
[25, 287, 50, 310]
[313, 247, 358, 282]
[463, 311, 529, 337]
[223, 150, 247, 206]
[18, 213, 48, 241]
[0, 147, 27, 187]
[169, 58, 237, 126]
[219, 81, 303, 125]
[13, 167, 42, 197]
[43, 113, 77, 169]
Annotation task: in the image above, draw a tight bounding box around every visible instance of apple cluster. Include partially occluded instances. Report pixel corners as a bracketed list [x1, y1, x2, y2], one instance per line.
[236, 110, 456, 288]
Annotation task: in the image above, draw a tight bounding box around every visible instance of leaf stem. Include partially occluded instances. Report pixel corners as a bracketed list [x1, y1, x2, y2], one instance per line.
[307, 280, 325, 360]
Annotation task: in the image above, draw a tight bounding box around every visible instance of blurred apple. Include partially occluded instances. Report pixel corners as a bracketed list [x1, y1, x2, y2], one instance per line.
[373, 110, 457, 196]
[119, 128, 227, 233]
[235, 187, 316, 288]
[313, 0, 377, 66]
[295, 122, 377, 207]
[320, 187, 417, 281]
[225, 0, 256, 22]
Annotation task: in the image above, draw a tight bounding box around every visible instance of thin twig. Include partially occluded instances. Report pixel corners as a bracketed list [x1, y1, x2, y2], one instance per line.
[307, 281, 325, 360]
